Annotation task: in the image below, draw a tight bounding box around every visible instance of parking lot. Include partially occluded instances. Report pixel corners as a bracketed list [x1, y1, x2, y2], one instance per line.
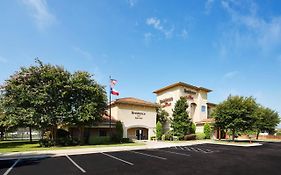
[1, 142, 281, 175]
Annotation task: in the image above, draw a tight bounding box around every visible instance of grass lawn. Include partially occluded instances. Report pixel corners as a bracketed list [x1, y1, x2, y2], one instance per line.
[0, 140, 144, 153]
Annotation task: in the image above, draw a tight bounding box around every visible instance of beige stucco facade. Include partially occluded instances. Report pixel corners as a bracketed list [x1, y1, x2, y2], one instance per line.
[110, 98, 157, 140]
[154, 82, 215, 132]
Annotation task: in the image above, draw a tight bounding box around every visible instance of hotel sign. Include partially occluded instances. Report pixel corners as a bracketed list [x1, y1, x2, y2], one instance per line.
[159, 97, 173, 108]
[184, 89, 197, 95]
[132, 111, 145, 119]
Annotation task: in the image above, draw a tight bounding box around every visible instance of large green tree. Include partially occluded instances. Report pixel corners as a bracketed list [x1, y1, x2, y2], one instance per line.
[156, 107, 169, 124]
[1, 59, 107, 144]
[254, 106, 280, 139]
[2, 59, 71, 142]
[68, 71, 107, 144]
[212, 95, 258, 141]
[170, 97, 192, 139]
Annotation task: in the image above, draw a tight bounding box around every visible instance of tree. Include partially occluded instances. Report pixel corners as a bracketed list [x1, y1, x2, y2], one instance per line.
[170, 97, 192, 139]
[204, 123, 211, 139]
[213, 95, 258, 141]
[2, 59, 71, 142]
[190, 123, 196, 134]
[114, 121, 123, 142]
[156, 121, 163, 140]
[1, 59, 107, 145]
[68, 71, 107, 144]
[254, 106, 280, 139]
[156, 107, 169, 124]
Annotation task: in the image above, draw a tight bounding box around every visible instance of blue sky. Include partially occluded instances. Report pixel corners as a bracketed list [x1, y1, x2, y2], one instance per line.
[1, 0, 281, 126]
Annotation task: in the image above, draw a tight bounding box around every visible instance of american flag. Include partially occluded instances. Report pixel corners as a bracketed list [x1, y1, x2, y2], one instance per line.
[110, 79, 117, 88]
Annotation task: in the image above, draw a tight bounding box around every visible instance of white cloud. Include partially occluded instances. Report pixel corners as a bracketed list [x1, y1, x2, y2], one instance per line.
[217, 0, 281, 58]
[127, 0, 138, 7]
[223, 71, 239, 79]
[146, 17, 163, 30]
[146, 17, 174, 39]
[0, 56, 8, 63]
[205, 0, 215, 14]
[21, 0, 55, 29]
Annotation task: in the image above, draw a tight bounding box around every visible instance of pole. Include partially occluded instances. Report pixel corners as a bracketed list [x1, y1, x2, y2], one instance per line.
[109, 76, 112, 137]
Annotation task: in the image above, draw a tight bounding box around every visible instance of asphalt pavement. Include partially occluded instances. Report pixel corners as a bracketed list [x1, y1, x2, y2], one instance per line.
[1, 142, 281, 175]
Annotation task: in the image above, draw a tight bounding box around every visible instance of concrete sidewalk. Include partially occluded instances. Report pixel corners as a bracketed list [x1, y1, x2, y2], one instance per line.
[0, 140, 261, 160]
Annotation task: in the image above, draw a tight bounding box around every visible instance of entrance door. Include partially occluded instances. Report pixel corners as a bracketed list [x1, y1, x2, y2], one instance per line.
[136, 129, 143, 140]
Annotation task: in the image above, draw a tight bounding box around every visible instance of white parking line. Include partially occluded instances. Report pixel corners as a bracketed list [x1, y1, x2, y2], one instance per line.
[190, 147, 199, 152]
[3, 159, 20, 175]
[179, 146, 184, 150]
[184, 147, 191, 151]
[129, 151, 167, 160]
[65, 155, 86, 173]
[101, 152, 134, 166]
[157, 150, 190, 157]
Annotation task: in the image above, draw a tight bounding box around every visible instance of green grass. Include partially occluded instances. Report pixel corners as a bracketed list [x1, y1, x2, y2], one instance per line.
[0, 140, 144, 153]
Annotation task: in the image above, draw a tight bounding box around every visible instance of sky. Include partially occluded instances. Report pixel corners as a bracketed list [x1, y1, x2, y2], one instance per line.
[0, 0, 281, 126]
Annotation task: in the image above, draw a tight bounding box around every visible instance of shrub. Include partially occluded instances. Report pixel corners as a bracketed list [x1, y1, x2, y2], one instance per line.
[164, 130, 173, 140]
[184, 134, 196, 140]
[39, 139, 55, 147]
[150, 136, 156, 140]
[190, 123, 196, 134]
[88, 136, 111, 145]
[121, 138, 132, 143]
[115, 121, 123, 142]
[196, 132, 206, 140]
[156, 121, 163, 140]
[57, 129, 70, 138]
[203, 123, 211, 139]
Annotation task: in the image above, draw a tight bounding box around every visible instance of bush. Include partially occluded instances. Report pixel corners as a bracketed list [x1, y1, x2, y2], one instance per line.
[156, 121, 163, 140]
[115, 121, 123, 142]
[39, 139, 55, 147]
[203, 123, 211, 139]
[164, 130, 173, 140]
[57, 129, 70, 138]
[184, 134, 196, 140]
[190, 123, 196, 134]
[121, 138, 132, 143]
[196, 132, 206, 140]
[88, 136, 111, 145]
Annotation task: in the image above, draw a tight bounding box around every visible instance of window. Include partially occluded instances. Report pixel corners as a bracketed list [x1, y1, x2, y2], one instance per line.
[99, 129, 107, 137]
[201, 106, 206, 112]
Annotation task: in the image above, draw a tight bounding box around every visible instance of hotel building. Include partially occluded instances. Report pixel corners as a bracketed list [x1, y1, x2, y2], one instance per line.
[153, 82, 216, 133]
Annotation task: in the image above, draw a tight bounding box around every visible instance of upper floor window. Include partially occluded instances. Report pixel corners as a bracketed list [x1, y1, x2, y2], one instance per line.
[201, 106, 206, 112]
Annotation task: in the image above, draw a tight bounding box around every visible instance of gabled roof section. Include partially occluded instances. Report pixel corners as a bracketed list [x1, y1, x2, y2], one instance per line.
[207, 102, 217, 107]
[111, 97, 158, 108]
[153, 82, 212, 94]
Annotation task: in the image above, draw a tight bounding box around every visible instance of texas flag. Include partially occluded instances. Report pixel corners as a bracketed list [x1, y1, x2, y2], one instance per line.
[111, 87, 119, 96]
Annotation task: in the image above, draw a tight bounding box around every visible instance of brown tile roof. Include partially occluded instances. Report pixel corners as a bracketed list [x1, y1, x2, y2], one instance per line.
[102, 113, 117, 122]
[207, 102, 217, 107]
[111, 97, 158, 108]
[153, 82, 212, 94]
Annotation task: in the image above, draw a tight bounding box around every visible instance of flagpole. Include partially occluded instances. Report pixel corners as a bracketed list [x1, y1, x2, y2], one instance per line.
[109, 75, 112, 137]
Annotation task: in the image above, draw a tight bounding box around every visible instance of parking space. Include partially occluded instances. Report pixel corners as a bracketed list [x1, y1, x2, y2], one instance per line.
[1, 142, 281, 175]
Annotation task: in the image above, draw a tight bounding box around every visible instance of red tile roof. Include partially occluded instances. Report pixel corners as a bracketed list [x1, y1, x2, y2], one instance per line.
[153, 82, 212, 94]
[111, 97, 158, 108]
